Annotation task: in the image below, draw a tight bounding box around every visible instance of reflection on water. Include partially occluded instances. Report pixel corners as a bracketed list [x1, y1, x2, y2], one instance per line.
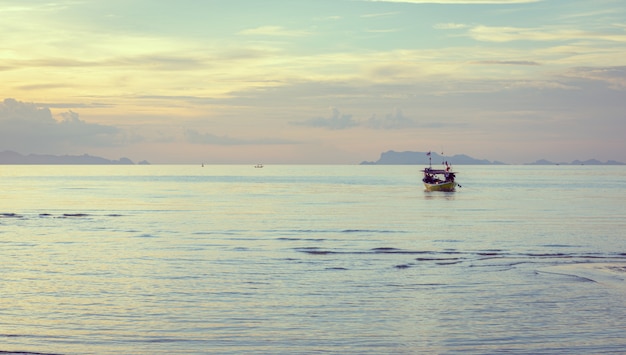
[1, 165, 625, 354]
[423, 190, 456, 200]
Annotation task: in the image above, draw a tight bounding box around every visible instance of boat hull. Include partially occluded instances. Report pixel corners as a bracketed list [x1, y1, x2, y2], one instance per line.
[424, 181, 456, 192]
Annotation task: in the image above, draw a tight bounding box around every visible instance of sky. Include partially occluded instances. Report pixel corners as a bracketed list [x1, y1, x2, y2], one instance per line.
[1, 0, 625, 164]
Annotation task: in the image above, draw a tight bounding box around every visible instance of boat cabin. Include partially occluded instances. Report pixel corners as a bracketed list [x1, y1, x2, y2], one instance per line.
[422, 168, 456, 184]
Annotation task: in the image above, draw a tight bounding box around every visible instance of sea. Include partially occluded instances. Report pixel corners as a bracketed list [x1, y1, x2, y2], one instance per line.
[1, 164, 625, 355]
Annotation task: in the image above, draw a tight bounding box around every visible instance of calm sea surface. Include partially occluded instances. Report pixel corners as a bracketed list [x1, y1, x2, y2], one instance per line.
[1, 165, 625, 354]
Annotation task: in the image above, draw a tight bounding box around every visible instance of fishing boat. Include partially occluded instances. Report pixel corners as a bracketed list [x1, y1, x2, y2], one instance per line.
[254, 163, 264, 168]
[422, 152, 458, 191]
[422, 167, 457, 191]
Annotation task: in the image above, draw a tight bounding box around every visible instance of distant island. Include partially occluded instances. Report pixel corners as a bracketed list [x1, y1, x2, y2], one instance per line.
[361, 151, 506, 165]
[361, 150, 624, 165]
[0, 151, 150, 165]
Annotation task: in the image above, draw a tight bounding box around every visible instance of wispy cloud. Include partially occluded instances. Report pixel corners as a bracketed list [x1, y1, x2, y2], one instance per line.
[361, 12, 400, 18]
[366, 108, 419, 129]
[185, 129, 296, 145]
[293, 107, 420, 130]
[293, 108, 359, 130]
[366, 28, 402, 33]
[315, 15, 343, 21]
[473, 60, 541, 66]
[11, 55, 207, 71]
[185, 130, 248, 145]
[366, 0, 541, 4]
[434, 23, 468, 30]
[468, 25, 626, 43]
[239, 25, 310, 37]
[563, 66, 626, 90]
[38, 102, 114, 109]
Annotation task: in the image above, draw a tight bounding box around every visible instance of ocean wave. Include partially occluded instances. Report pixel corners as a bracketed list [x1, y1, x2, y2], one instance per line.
[295, 247, 626, 271]
[0, 212, 124, 220]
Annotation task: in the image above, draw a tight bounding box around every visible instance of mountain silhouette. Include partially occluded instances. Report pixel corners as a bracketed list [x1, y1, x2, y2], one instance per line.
[0, 151, 149, 165]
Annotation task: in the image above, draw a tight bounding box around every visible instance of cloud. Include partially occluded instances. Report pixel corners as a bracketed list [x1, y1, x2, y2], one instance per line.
[38, 102, 114, 109]
[293, 107, 359, 130]
[468, 25, 626, 43]
[366, 108, 419, 129]
[563, 66, 626, 89]
[366, 28, 402, 33]
[184, 129, 296, 145]
[57, 111, 120, 144]
[6, 55, 206, 71]
[238, 25, 310, 37]
[0, 98, 123, 154]
[294, 107, 420, 130]
[473, 60, 541, 66]
[185, 130, 247, 145]
[315, 15, 343, 21]
[366, 0, 541, 3]
[361, 12, 400, 18]
[433, 23, 468, 30]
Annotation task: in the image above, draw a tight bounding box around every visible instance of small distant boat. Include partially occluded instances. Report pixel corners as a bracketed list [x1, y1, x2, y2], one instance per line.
[254, 163, 264, 168]
[422, 152, 458, 191]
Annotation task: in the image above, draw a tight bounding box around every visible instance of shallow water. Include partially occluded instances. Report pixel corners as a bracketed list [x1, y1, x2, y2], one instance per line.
[1, 164, 625, 354]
